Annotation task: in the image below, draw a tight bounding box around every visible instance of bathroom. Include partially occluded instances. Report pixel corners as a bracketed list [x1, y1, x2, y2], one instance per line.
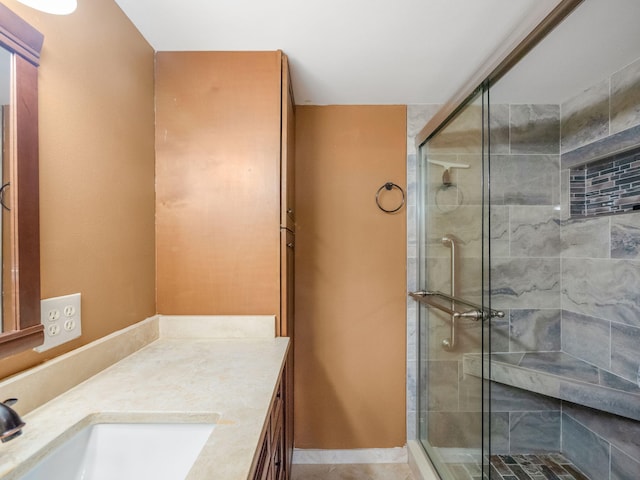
[0, 0, 636, 479]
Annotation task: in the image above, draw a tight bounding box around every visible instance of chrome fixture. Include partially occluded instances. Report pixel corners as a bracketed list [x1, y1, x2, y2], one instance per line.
[409, 289, 504, 351]
[409, 290, 504, 322]
[410, 234, 505, 350]
[0, 398, 25, 442]
[441, 235, 458, 350]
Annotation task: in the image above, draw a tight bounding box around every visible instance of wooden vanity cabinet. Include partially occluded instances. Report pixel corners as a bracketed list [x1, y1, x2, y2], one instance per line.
[251, 356, 290, 480]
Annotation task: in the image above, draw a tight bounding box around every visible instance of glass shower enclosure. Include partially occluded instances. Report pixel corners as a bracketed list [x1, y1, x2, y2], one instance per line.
[411, 1, 640, 479]
[414, 91, 496, 479]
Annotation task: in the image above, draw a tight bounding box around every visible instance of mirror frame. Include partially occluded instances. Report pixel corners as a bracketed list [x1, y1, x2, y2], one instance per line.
[0, 3, 43, 358]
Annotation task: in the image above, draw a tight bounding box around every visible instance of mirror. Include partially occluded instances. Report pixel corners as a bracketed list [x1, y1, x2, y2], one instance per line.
[0, 3, 43, 358]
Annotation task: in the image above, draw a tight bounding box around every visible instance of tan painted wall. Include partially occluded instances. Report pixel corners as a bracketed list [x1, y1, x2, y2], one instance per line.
[294, 105, 407, 449]
[0, 0, 156, 379]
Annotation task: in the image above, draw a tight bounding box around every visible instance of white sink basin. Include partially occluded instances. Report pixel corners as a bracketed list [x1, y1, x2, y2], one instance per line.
[20, 422, 215, 480]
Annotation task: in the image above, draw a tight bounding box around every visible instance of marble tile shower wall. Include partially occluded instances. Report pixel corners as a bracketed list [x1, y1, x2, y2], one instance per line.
[557, 55, 640, 479]
[559, 56, 640, 384]
[487, 102, 564, 456]
[490, 89, 640, 478]
[561, 402, 640, 480]
[481, 57, 640, 476]
[488, 103, 562, 356]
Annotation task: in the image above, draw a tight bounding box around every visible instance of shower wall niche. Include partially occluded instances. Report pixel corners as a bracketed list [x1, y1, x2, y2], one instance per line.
[477, 54, 640, 479]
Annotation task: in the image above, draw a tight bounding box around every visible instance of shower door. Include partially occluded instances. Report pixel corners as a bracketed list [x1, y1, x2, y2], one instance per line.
[415, 90, 492, 479]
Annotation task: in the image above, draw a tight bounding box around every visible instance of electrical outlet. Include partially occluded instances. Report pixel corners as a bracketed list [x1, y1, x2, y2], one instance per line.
[34, 293, 82, 352]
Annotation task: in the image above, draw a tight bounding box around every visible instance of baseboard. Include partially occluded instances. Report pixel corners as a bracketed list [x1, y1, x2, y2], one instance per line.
[292, 447, 408, 464]
[407, 440, 440, 480]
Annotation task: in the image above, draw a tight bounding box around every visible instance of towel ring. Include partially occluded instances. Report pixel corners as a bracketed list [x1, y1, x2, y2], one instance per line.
[376, 182, 405, 213]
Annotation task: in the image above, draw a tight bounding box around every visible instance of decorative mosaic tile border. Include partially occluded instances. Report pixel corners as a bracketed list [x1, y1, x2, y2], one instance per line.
[569, 145, 640, 217]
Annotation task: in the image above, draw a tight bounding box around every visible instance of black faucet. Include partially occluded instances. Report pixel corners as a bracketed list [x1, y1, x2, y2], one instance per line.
[0, 398, 25, 442]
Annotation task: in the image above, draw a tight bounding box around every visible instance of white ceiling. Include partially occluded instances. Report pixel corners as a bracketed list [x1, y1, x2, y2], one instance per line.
[112, 0, 562, 105]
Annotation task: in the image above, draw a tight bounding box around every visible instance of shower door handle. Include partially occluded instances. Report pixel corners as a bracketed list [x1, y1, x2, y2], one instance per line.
[442, 235, 458, 350]
[454, 310, 484, 320]
[412, 234, 505, 350]
[409, 291, 504, 321]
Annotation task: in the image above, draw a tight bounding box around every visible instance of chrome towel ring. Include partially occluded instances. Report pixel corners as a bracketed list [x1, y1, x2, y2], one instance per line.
[375, 182, 405, 213]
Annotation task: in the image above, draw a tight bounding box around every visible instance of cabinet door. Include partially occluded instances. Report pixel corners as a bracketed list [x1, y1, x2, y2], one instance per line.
[279, 229, 294, 337]
[272, 415, 285, 480]
[253, 434, 271, 480]
[156, 51, 282, 316]
[283, 349, 294, 479]
[281, 54, 295, 231]
[251, 353, 291, 480]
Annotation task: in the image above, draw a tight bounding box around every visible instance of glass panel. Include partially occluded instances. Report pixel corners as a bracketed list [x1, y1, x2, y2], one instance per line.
[415, 3, 640, 479]
[485, 2, 640, 478]
[416, 89, 489, 479]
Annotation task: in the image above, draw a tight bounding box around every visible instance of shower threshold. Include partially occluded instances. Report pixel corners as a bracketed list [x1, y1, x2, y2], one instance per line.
[447, 453, 591, 480]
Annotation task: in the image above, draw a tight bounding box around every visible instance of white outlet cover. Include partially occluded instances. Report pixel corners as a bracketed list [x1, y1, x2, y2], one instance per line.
[34, 293, 82, 352]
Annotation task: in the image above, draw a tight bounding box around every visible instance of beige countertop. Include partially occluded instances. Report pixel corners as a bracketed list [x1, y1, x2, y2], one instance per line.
[0, 315, 289, 480]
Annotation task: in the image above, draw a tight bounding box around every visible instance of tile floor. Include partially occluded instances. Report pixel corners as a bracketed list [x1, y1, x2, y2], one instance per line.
[290, 463, 416, 480]
[289, 454, 591, 480]
[487, 454, 591, 480]
[448, 453, 591, 480]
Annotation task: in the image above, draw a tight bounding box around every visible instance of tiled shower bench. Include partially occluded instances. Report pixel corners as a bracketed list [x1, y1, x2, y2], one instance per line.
[463, 351, 640, 421]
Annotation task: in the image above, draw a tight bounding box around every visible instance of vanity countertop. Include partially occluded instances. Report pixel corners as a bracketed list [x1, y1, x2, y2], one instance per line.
[0, 316, 289, 480]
